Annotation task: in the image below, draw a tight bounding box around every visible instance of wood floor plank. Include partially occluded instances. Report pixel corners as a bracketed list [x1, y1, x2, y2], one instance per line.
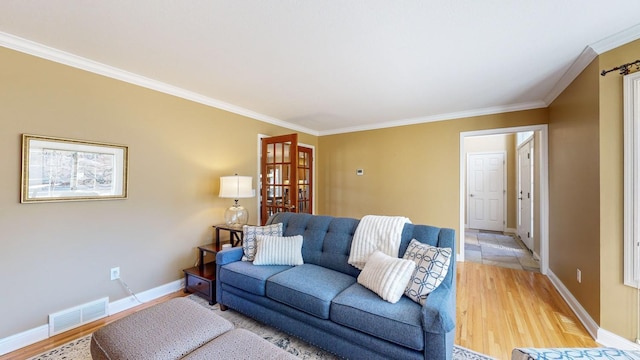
[2, 262, 598, 360]
[456, 262, 598, 359]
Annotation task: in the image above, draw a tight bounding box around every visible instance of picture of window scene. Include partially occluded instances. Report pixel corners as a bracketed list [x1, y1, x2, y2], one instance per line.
[29, 148, 116, 197]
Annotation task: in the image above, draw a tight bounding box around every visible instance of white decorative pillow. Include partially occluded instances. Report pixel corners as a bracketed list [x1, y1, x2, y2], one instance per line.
[242, 223, 283, 262]
[357, 250, 416, 304]
[253, 235, 304, 266]
[403, 239, 452, 305]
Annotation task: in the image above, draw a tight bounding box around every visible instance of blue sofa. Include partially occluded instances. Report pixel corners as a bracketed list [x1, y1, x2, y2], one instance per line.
[215, 213, 457, 360]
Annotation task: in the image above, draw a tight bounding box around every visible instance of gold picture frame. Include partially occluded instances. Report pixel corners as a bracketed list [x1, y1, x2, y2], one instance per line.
[21, 134, 128, 203]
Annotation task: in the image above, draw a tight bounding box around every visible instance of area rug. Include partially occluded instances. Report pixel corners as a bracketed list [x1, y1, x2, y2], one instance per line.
[28, 295, 495, 360]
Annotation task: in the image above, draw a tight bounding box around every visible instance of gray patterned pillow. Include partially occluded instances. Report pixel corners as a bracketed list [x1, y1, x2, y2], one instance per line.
[242, 223, 283, 261]
[402, 239, 452, 305]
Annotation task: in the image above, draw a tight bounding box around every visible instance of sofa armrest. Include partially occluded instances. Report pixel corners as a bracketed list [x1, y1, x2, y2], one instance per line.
[421, 282, 456, 334]
[216, 247, 243, 305]
[216, 247, 243, 265]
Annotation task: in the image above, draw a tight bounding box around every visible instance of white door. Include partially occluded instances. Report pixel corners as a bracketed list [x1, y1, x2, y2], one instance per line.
[468, 153, 505, 232]
[517, 140, 534, 250]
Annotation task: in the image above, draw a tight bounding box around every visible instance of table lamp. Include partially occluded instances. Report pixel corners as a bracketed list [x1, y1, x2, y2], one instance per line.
[219, 174, 255, 226]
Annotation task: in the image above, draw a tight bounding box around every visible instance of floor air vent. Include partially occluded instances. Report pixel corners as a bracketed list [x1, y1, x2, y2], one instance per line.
[48, 297, 109, 336]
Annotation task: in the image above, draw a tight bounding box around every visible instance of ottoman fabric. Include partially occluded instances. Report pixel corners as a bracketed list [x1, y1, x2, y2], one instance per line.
[511, 347, 640, 359]
[182, 328, 298, 360]
[90, 297, 233, 360]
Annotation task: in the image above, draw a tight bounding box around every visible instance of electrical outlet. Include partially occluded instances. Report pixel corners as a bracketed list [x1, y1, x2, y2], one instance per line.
[110, 267, 120, 281]
[576, 268, 581, 283]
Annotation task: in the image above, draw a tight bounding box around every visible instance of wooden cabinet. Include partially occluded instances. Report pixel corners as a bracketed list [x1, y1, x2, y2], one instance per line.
[182, 244, 217, 305]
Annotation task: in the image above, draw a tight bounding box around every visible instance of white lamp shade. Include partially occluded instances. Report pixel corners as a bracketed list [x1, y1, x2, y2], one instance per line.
[219, 176, 255, 199]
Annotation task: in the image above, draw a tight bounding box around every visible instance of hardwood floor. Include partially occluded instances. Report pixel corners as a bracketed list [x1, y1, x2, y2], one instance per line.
[456, 262, 597, 359]
[2, 262, 597, 360]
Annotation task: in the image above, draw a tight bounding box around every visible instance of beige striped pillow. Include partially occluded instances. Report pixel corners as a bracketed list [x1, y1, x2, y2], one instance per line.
[357, 250, 416, 303]
[253, 235, 304, 266]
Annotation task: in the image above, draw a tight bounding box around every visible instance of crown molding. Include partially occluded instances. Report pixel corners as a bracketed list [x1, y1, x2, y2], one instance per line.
[590, 23, 640, 55]
[543, 24, 640, 106]
[4, 24, 640, 138]
[543, 46, 598, 106]
[318, 101, 547, 136]
[0, 31, 319, 136]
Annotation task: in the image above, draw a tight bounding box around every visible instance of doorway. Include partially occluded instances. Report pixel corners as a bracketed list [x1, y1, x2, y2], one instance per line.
[459, 125, 549, 275]
[517, 138, 534, 251]
[257, 134, 315, 225]
[467, 152, 506, 232]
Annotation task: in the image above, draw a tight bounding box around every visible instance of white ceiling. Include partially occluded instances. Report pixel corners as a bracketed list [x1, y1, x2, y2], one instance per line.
[1, 1, 640, 135]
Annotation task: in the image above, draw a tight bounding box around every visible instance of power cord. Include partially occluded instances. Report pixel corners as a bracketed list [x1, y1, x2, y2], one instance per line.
[118, 277, 144, 304]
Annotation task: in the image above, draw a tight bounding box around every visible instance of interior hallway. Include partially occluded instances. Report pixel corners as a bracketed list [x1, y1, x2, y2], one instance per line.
[465, 229, 540, 272]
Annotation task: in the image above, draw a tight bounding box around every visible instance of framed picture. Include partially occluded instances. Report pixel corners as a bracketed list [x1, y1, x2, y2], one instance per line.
[21, 134, 128, 203]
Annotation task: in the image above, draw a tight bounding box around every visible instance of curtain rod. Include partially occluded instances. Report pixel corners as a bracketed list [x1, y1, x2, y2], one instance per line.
[601, 59, 640, 76]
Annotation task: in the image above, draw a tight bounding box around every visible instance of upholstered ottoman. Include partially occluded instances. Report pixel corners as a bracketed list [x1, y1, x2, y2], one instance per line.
[91, 297, 232, 360]
[512, 347, 640, 359]
[90, 297, 297, 360]
[183, 328, 297, 360]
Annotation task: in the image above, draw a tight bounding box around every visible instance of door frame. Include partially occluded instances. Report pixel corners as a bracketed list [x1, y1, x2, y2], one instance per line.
[466, 151, 507, 232]
[459, 125, 549, 275]
[256, 134, 316, 225]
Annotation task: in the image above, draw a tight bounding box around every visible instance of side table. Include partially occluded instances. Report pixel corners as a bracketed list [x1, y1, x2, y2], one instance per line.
[213, 224, 246, 250]
[183, 244, 217, 305]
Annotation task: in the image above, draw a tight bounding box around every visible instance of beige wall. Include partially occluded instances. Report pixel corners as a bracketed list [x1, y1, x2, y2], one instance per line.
[546, 37, 640, 339]
[0, 47, 317, 337]
[464, 134, 517, 230]
[317, 109, 548, 255]
[598, 39, 640, 339]
[548, 58, 601, 323]
[4, 30, 640, 346]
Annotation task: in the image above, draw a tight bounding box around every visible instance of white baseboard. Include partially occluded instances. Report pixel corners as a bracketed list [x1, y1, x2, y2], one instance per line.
[109, 279, 184, 315]
[546, 269, 599, 339]
[0, 278, 184, 356]
[527, 270, 640, 351]
[598, 328, 640, 350]
[0, 325, 49, 357]
[505, 228, 517, 234]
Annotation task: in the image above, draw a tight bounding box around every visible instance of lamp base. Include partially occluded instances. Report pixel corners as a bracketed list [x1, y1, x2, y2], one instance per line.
[224, 205, 249, 227]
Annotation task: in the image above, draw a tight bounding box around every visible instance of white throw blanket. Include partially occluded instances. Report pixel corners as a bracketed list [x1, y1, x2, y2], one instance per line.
[348, 215, 411, 270]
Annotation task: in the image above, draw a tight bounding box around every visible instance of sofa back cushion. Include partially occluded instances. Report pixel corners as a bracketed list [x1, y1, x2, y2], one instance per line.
[266, 213, 456, 280]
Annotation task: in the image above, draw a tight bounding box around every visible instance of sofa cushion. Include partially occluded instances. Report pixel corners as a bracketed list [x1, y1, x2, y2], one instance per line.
[357, 250, 415, 303]
[218, 261, 292, 296]
[330, 283, 424, 351]
[242, 223, 283, 262]
[266, 264, 356, 319]
[403, 239, 452, 305]
[253, 235, 304, 266]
